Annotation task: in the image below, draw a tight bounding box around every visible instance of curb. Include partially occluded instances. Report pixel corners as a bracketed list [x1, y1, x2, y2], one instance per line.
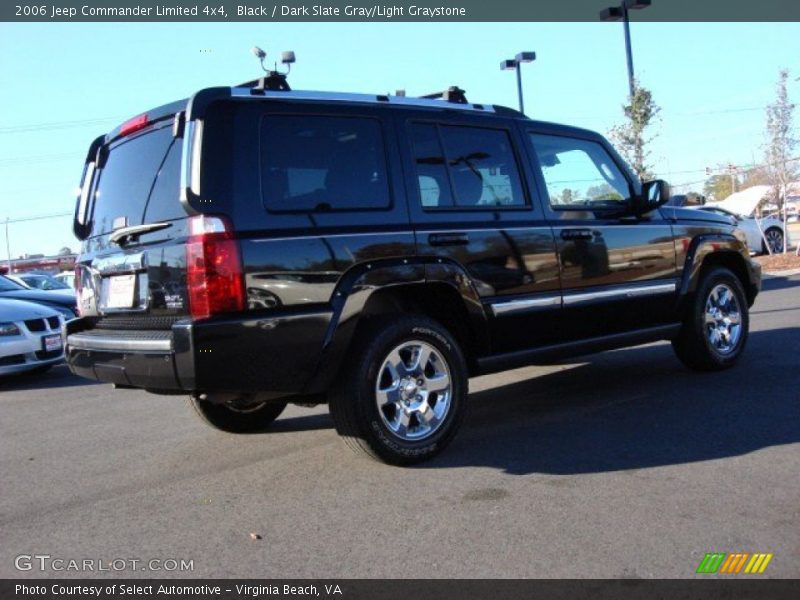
[762, 268, 800, 277]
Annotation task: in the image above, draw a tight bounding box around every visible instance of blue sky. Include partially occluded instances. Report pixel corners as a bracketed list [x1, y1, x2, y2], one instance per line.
[1, 21, 799, 257]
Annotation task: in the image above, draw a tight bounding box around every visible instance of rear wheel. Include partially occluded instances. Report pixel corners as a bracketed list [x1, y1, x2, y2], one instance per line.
[672, 267, 749, 371]
[189, 395, 287, 433]
[329, 315, 468, 465]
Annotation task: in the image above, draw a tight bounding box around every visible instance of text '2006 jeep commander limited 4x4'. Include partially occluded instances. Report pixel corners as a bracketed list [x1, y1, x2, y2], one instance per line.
[66, 74, 761, 465]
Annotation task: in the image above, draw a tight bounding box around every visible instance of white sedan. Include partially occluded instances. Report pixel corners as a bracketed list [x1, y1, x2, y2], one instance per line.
[695, 206, 790, 254]
[0, 298, 65, 376]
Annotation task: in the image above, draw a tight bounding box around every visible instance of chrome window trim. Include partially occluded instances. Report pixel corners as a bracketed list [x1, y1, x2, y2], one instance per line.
[179, 119, 202, 201]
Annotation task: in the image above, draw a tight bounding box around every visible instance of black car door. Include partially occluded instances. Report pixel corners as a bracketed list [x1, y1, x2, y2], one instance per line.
[524, 126, 679, 341]
[396, 110, 562, 354]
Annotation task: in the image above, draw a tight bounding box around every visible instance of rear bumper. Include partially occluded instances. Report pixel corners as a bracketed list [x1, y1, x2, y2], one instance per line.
[66, 309, 332, 395]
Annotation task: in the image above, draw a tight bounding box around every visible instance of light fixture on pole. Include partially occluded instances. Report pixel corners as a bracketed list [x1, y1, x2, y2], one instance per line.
[500, 51, 536, 114]
[599, 0, 652, 98]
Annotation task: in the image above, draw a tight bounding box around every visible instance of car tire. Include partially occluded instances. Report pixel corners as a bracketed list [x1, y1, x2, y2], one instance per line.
[189, 395, 287, 433]
[328, 315, 468, 465]
[762, 227, 784, 254]
[672, 267, 749, 371]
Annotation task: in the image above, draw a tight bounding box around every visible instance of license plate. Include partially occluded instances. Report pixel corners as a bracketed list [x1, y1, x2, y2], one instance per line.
[43, 334, 62, 353]
[106, 274, 136, 308]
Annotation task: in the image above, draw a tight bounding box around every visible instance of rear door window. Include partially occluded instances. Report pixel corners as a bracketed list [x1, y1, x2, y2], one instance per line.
[408, 122, 526, 209]
[90, 123, 174, 236]
[260, 115, 391, 212]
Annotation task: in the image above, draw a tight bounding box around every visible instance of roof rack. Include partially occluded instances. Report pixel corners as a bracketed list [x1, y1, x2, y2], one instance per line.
[238, 72, 291, 93]
[420, 86, 468, 104]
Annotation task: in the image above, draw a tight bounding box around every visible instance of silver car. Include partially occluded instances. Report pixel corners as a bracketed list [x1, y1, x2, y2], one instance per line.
[0, 298, 65, 376]
[695, 206, 790, 254]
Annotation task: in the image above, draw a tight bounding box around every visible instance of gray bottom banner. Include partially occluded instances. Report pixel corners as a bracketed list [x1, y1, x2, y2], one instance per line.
[3, 579, 800, 600]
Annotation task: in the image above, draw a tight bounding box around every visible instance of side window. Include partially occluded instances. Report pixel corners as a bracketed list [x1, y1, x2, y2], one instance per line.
[530, 134, 631, 210]
[260, 115, 391, 212]
[408, 122, 526, 209]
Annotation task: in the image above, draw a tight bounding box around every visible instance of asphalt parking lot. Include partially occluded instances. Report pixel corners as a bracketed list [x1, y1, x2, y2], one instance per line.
[1, 275, 798, 579]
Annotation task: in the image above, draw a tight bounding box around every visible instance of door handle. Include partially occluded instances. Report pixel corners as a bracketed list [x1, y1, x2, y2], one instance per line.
[428, 232, 469, 247]
[560, 229, 594, 241]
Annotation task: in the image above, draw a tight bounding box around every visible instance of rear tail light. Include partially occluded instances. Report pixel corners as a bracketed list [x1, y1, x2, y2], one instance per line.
[186, 215, 245, 319]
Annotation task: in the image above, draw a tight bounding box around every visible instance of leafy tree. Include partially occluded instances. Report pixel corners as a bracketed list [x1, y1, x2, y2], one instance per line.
[740, 165, 771, 188]
[764, 69, 798, 253]
[586, 183, 623, 201]
[609, 81, 661, 181]
[58, 246, 73, 256]
[703, 173, 736, 202]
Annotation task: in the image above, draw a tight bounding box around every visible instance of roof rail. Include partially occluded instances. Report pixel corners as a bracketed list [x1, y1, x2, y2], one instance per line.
[420, 86, 468, 104]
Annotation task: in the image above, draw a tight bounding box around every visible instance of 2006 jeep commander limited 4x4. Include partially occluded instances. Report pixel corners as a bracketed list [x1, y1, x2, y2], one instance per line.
[67, 75, 761, 465]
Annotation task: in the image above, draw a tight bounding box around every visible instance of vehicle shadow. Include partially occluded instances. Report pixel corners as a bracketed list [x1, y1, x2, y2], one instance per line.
[761, 274, 800, 292]
[425, 327, 800, 474]
[0, 364, 101, 391]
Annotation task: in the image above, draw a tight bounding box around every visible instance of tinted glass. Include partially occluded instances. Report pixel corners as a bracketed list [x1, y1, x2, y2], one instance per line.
[531, 134, 631, 209]
[91, 124, 174, 235]
[143, 139, 185, 223]
[408, 123, 455, 208]
[260, 115, 390, 212]
[440, 125, 525, 208]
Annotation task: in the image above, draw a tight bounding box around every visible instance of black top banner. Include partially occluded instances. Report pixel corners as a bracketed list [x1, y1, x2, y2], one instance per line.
[3, 0, 800, 22]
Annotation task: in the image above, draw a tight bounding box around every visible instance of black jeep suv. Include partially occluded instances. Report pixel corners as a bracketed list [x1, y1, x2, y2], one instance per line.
[66, 80, 761, 464]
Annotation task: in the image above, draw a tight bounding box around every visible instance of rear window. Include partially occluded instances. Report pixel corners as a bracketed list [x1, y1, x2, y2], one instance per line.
[260, 115, 391, 212]
[90, 123, 176, 236]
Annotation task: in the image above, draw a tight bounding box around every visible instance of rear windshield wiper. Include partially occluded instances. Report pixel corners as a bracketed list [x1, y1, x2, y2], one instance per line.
[109, 222, 172, 246]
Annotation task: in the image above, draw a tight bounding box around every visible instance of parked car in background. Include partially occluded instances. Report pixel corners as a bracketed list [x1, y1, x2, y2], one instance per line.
[6, 272, 72, 292]
[0, 298, 64, 376]
[53, 271, 76, 289]
[0, 275, 77, 320]
[694, 206, 790, 254]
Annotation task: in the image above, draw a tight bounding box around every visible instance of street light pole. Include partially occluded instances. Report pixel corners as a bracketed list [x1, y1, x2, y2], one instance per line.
[4, 218, 11, 273]
[621, 2, 635, 98]
[600, 0, 652, 99]
[516, 62, 525, 114]
[501, 52, 536, 114]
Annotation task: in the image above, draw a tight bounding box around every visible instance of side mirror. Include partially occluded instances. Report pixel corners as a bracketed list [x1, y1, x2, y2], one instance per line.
[636, 179, 670, 214]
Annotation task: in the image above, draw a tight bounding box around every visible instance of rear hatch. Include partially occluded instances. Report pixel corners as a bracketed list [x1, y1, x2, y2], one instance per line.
[74, 103, 191, 329]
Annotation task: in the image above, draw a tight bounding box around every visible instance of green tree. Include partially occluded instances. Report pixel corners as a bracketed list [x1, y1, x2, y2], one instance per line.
[703, 173, 735, 202]
[609, 81, 661, 181]
[764, 69, 798, 253]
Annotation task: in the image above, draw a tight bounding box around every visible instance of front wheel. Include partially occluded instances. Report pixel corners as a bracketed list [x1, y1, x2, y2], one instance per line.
[329, 315, 468, 465]
[189, 395, 287, 433]
[762, 227, 784, 254]
[672, 267, 749, 371]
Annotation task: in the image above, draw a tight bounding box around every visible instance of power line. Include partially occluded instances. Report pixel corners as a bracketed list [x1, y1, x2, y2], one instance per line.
[2, 212, 72, 224]
[0, 116, 124, 135]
